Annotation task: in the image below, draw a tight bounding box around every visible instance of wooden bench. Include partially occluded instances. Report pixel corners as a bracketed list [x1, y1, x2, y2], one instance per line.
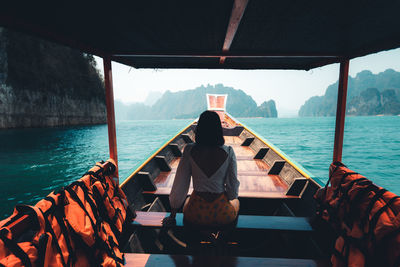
[132, 211, 313, 232]
[125, 253, 330, 266]
[142, 188, 300, 199]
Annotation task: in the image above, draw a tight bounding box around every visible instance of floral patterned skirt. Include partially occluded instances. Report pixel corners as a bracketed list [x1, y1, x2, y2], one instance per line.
[183, 191, 238, 226]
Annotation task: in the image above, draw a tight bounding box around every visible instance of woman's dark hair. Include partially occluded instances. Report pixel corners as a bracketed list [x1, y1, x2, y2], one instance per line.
[195, 111, 225, 146]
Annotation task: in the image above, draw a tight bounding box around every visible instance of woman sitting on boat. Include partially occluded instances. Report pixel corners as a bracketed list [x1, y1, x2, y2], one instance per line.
[163, 110, 240, 227]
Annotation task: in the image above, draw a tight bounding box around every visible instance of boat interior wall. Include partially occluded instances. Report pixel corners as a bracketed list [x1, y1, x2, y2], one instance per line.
[238, 129, 304, 187]
[136, 172, 157, 191]
[121, 128, 196, 204]
[120, 122, 196, 187]
[222, 113, 238, 127]
[122, 197, 167, 254]
[268, 161, 286, 175]
[240, 137, 255, 147]
[223, 126, 245, 136]
[286, 181, 320, 217]
[286, 178, 309, 196]
[253, 147, 268, 159]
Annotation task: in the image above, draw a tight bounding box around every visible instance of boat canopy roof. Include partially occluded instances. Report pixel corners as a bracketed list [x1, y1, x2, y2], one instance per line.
[1, 1, 400, 70]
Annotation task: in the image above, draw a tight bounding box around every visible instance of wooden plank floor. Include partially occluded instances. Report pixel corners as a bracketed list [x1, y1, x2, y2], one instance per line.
[146, 136, 292, 199]
[125, 253, 330, 267]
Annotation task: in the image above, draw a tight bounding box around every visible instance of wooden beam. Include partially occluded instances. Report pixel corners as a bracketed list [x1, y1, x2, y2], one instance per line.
[103, 56, 118, 177]
[333, 60, 350, 162]
[220, 0, 249, 64]
[113, 53, 340, 59]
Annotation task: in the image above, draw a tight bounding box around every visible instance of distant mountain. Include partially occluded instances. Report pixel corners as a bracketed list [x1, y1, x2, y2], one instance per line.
[115, 84, 278, 120]
[347, 88, 400, 116]
[115, 101, 152, 120]
[144, 91, 162, 106]
[255, 100, 278, 118]
[299, 69, 400, 116]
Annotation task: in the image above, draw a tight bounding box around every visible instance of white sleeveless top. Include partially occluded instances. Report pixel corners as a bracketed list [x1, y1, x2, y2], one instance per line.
[169, 143, 240, 209]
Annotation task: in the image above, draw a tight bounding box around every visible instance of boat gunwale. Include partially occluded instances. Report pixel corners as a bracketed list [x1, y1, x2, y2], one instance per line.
[120, 119, 197, 188]
[225, 112, 323, 188]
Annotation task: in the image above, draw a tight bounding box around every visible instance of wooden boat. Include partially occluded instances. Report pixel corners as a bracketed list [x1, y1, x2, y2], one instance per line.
[1, 1, 400, 266]
[121, 94, 330, 265]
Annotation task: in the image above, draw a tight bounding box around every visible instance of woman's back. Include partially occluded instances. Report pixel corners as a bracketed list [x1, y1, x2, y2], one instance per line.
[190, 145, 228, 178]
[164, 110, 240, 227]
[188, 144, 234, 194]
[169, 143, 239, 209]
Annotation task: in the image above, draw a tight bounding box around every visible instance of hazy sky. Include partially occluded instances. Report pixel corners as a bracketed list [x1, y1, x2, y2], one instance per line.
[94, 48, 400, 117]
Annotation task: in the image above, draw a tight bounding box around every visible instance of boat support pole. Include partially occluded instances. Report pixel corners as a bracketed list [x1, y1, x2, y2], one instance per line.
[103, 56, 119, 177]
[333, 60, 349, 162]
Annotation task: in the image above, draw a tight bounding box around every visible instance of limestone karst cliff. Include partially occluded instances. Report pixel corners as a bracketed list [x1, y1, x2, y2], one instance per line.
[115, 84, 278, 120]
[299, 69, 400, 117]
[347, 88, 400, 116]
[0, 27, 106, 128]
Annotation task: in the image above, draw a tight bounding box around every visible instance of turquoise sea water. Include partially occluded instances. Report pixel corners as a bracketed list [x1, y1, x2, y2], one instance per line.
[0, 116, 399, 218]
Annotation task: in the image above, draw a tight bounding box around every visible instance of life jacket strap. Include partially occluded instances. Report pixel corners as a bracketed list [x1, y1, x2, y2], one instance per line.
[333, 172, 359, 198]
[0, 228, 32, 267]
[55, 209, 76, 265]
[70, 181, 102, 224]
[369, 196, 400, 237]
[65, 219, 100, 267]
[92, 186, 121, 239]
[39, 208, 67, 267]
[347, 183, 378, 224]
[65, 185, 123, 265]
[65, 186, 97, 229]
[36, 233, 50, 267]
[361, 188, 388, 229]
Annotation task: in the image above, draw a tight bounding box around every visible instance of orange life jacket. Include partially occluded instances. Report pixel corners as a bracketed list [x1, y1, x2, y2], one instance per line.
[83, 159, 128, 238]
[0, 159, 129, 267]
[315, 161, 400, 267]
[35, 190, 78, 267]
[0, 205, 49, 267]
[60, 161, 125, 267]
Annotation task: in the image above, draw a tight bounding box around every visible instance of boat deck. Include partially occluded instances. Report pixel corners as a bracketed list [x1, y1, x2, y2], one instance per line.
[144, 136, 293, 199]
[125, 253, 330, 267]
[123, 110, 327, 263]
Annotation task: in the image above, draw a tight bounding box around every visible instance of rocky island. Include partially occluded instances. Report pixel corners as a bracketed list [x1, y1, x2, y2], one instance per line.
[0, 27, 106, 128]
[115, 84, 278, 120]
[299, 69, 400, 117]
